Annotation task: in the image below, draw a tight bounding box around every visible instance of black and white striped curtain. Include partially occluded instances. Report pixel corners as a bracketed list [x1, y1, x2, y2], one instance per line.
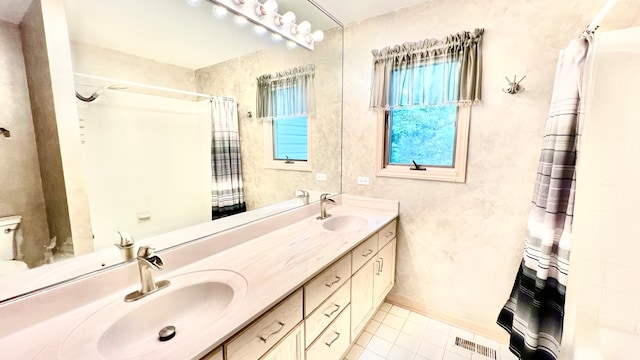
[210, 98, 246, 219]
[497, 38, 589, 360]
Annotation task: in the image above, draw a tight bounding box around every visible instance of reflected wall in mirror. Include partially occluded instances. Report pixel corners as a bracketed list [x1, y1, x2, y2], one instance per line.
[0, 0, 342, 302]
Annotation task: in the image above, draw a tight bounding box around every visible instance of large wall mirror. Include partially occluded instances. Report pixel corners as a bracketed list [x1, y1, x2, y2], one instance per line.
[0, 0, 342, 302]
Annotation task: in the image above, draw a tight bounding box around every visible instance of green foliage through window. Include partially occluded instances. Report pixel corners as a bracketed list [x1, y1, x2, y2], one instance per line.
[388, 106, 457, 167]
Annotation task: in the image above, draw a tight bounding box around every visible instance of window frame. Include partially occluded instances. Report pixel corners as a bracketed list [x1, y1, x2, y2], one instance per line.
[375, 105, 470, 183]
[263, 115, 312, 172]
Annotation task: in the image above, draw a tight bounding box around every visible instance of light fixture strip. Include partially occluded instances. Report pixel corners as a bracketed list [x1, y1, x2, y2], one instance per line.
[205, 0, 315, 50]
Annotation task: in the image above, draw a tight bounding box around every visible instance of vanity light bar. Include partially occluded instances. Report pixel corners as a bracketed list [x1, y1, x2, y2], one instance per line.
[205, 0, 320, 50]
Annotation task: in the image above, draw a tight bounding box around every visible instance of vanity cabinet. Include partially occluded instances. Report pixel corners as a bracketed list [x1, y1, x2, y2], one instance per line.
[261, 324, 305, 360]
[202, 218, 397, 360]
[200, 346, 223, 360]
[225, 289, 303, 360]
[374, 238, 396, 306]
[305, 305, 352, 360]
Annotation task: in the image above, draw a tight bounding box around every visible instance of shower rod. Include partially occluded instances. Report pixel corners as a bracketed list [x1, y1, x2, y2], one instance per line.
[73, 72, 235, 102]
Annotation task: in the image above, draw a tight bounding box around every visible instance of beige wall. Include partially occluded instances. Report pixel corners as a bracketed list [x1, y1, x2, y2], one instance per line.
[21, 0, 93, 260]
[0, 20, 49, 267]
[70, 42, 197, 93]
[341, 0, 640, 340]
[195, 28, 343, 210]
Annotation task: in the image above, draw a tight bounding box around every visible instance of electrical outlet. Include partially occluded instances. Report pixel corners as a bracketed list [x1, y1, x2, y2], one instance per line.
[357, 176, 370, 185]
[316, 173, 327, 181]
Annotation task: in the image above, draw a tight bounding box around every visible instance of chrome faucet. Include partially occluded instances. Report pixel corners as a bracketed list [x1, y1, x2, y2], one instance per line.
[124, 246, 170, 302]
[317, 193, 336, 220]
[296, 189, 309, 205]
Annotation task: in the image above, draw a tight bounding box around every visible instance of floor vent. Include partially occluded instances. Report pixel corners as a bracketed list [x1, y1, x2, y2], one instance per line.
[454, 337, 498, 360]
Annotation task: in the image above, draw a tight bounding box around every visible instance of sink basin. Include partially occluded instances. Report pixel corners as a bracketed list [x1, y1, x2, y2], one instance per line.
[61, 270, 247, 359]
[322, 215, 368, 232]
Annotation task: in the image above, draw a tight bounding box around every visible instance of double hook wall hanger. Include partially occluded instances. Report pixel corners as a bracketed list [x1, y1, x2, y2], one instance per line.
[503, 74, 526, 94]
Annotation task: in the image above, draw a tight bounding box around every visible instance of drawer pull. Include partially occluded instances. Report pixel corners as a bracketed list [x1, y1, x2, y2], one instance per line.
[375, 260, 382, 275]
[325, 331, 341, 347]
[385, 231, 394, 238]
[258, 321, 285, 343]
[325, 275, 341, 288]
[378, 257, 384, 273]
[324, 304, 341, 318]
[361, 249, 373, 257]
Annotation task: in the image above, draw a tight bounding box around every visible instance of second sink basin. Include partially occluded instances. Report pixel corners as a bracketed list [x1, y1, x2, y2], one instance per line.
[322, 215, 368, 232]
[60, 269, 248, 359]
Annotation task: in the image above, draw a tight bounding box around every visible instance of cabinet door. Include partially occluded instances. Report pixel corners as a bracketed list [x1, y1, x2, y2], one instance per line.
[374, 238, 396, 306]
[350, 259, 375, 339]
[261, 324, 304, 360]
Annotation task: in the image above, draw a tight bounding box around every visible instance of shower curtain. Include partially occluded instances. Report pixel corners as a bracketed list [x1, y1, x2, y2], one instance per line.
[210, 98, 246, 219]
[497, 37, 589, 360]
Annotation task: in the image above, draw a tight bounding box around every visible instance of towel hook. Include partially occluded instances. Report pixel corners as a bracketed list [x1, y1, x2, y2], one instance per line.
[503, 74, 526, 94]
[0, 127, 10, 138]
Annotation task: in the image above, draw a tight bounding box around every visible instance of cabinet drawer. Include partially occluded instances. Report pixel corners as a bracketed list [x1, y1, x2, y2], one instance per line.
[200, 346, 222, 360]
[304, 254, 351, 316]
[226, 289, 303, 360]
[305, 279, 351, 348]
[378, 219, 397, 248]
[351, 234, 378, 274]
[305, 305, 351, 360]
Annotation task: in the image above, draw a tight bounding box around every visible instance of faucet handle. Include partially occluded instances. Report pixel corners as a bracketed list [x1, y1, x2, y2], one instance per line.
[137, 245, 155, 258]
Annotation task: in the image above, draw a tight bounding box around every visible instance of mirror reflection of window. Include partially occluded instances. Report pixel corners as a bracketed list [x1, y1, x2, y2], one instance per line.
[272, 115, 308, 162]
[257, 65, 315, 170]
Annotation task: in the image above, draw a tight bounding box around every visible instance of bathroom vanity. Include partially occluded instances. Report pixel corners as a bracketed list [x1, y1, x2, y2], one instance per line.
[0, 195, 398, 359]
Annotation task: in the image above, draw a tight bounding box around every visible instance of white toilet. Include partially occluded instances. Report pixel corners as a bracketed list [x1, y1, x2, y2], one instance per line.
[0, 215, 29, 276]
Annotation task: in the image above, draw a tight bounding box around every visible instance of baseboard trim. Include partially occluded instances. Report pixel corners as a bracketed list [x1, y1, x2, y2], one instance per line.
[385, 294, 510, 344]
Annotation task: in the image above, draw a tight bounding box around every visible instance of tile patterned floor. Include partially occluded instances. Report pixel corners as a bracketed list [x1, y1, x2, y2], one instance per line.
[344, 303, 518, 360]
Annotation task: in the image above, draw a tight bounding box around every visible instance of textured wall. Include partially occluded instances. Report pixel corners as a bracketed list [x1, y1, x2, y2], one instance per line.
[196, 28, 343, 210]
[70, 42, 197, 93]
[0, 20, 49, 267]
[341, 0, 640, 339]
[21, 0, 93, 260]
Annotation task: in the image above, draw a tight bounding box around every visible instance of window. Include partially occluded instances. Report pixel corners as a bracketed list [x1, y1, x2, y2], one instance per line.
[377, 103, 470, 182]
[272, 115, 308, 161]
[257, 65, 315, 171]
[370, 29, 483, 182]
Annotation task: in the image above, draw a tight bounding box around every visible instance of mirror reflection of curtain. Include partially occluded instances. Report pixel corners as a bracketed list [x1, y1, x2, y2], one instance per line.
[256, 64, 315, 119]
[210, 98, 246, 220]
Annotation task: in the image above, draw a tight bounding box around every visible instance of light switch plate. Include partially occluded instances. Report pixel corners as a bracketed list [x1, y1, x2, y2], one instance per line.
[316, 173, 327, 181]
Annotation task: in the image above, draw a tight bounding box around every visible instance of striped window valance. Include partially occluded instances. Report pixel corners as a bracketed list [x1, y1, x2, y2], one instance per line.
[370, 28, 484, 109]
[256, 64, 315, 120]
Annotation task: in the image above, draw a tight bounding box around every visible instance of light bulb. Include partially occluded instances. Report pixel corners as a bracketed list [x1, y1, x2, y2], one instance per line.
[297, 20, 311, 34]
[285, 40, 297, 49]
[311, 30, 324, 42]
[271, 33, 283, 42]
[212, 5, 228, 18]
[282, 11, 296, 23]
[234, 15, 248, 26]
[263, 0, 278, 13]
[186, 0, 201, 7]
[254, 24, 267, 34]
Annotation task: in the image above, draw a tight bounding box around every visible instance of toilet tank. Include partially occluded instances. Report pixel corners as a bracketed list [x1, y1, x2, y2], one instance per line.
[0, 215, 22, 261]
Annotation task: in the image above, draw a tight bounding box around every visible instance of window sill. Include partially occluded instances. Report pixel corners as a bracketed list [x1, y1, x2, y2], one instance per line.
[264, 161, 312, 172]
[376, 165, 466, 183]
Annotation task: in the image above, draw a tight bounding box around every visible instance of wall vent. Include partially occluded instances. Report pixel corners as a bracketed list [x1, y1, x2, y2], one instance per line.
[454, 337, 498, 360]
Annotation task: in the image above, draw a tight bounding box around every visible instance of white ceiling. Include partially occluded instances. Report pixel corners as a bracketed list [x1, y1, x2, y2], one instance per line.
[0, 0, 427, 69]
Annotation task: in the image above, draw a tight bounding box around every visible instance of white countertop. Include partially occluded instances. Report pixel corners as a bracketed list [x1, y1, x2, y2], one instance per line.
[0, 195, 398, 359]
